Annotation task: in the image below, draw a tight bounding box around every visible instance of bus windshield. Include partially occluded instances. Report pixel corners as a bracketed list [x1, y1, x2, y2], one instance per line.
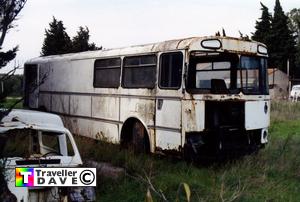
[239, 56, 268, 95]
[187, 52, 269, 95]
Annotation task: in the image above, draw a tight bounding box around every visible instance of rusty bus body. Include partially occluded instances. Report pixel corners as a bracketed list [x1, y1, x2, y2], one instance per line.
[24, 36, 270, 158]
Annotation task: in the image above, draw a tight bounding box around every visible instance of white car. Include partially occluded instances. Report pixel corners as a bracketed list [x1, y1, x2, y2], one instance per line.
[290, 85, 300, 101]
[0, 109, 94, 202]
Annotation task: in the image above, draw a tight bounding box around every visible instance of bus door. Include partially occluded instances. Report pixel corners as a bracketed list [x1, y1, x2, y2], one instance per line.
[155, 52, 184, 150]
[24, 64, 39, 108]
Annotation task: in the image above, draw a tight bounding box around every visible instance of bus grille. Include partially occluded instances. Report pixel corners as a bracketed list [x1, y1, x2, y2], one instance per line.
[205, 101, 245, 130]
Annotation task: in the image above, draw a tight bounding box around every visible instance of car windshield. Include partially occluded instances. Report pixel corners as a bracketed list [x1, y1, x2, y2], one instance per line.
[292, 86, 300, 91]
[187, 52, 269, 95]
[0, 129, 63, 158]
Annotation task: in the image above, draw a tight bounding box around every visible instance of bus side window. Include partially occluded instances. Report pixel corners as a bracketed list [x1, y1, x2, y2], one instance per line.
[159, 52, 183, 89]
[94, 58, 121, 88]
[122, 55, 157, 88]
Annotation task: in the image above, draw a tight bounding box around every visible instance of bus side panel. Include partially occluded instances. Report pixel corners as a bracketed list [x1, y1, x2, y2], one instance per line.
[182, 100, 205, 132]
[92, 96, 119, 121]
[69, 60, 94, 92]
[39, 93, 51, 110]
[38, 59, 93, 93]
[156, 130, 181, 150]
[51, 94, 70, 114]
[156, 99, 181, 129]
[70, 95, 91, 117]
[65, 117, 119, 143]
[43, 61, 69, 92]
[155, 99, 182, 150]
[120, 97, 155, 126]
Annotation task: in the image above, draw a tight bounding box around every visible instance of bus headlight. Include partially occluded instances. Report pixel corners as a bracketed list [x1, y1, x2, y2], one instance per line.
[261, 129, 268, 144]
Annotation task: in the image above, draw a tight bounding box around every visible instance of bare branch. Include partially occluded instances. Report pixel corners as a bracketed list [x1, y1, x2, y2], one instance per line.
[125, 171, 168, 202]
[0, 63, 20, 82]
[0, 70, 49, 120]
[0, 0, 27, 47]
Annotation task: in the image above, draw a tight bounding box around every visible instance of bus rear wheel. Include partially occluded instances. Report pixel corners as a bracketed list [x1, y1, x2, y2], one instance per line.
[121, 119, 150, 154]
[132, 122, 149, 153]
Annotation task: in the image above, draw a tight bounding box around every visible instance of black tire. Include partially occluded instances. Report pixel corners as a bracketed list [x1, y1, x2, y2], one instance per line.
[132, 122, 149, 153]
[183, 143, 197, 163]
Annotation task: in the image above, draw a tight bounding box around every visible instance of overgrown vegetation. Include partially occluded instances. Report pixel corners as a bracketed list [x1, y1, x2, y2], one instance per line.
[72, 101, 300, 201]
[0, 74, 22, 98]
[0, 97, 22, 109]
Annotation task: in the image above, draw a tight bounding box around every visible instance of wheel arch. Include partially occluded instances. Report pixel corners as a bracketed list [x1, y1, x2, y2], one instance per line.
[120, 116, 151, 152]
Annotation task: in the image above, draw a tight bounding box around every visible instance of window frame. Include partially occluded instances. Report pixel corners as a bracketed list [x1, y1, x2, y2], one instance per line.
[121, 54, 157, 89]
[195, 69, 232, 90]
[93, 57, 121, 88]
[238, 55, 269, 95]
[158, 51, 184, 90]
[194, 61, 232, 90]
[41, 131, 61, 155]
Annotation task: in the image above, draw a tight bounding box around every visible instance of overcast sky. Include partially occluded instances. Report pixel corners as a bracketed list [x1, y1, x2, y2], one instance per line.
[1, 0, 300, 73]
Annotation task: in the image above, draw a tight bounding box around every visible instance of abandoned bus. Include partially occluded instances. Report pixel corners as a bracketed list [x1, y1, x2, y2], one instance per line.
[24, 36, 270, 158]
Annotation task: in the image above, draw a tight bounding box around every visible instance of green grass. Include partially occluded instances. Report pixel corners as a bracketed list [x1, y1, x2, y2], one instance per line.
[74, 101, 300, 202]
[0, 97, 23, 109]
[76, 137, 300, 201]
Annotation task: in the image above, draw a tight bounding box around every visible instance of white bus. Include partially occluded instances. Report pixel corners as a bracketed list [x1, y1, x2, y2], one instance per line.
[24, 36, 270, 158]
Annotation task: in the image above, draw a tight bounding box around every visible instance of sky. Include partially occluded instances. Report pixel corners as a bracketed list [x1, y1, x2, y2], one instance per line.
[1, 0, 300, 74]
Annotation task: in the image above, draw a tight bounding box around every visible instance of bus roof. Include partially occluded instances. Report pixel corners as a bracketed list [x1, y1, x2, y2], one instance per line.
[25, 36, 266, 64]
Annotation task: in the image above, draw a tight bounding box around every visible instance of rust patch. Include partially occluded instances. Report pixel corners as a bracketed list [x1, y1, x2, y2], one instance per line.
[155, 147, 182, 157]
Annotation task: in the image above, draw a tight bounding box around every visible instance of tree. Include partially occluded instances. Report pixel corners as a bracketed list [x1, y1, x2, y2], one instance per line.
[252, 2, 272, 46]
[41, 17, 72, 56]
[0, 74, 22, 97]
[288, 9, 300, 42]
[268, 0, 296, 74]
[72, 26, 101, 52]
[0, 0, 27, 200]
[0, 0, 26, 101]
[41, 18, 101, 55]
[288, 8, 300, 75]
[0, 0, 26, 68]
